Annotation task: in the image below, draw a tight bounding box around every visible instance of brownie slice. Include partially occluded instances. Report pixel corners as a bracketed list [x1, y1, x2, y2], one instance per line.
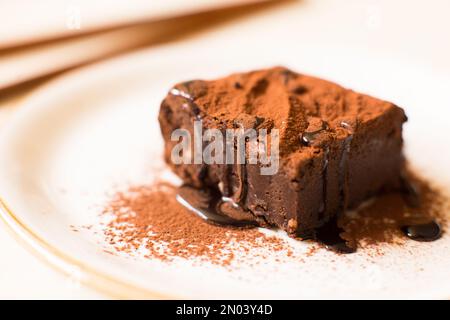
[158, 67, 407, 236]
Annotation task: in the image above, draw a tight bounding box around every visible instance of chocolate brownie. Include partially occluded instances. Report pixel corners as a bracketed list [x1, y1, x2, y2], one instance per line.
[158, 67, 407, 236]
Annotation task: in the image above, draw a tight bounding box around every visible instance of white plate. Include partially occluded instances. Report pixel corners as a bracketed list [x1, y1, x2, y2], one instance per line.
[1, 42, 450, 299]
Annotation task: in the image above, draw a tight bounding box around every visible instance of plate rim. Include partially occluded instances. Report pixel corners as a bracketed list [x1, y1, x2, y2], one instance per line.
[0, 196, 177, 299]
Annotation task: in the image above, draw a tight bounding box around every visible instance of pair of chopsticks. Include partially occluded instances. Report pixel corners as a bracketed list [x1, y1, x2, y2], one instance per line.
[0, 0, 279, 94]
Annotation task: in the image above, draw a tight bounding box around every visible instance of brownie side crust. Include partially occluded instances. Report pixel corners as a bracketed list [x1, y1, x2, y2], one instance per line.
[158, 67, 407, 235]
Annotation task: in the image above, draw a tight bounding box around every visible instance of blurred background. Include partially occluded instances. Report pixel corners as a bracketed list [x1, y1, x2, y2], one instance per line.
[0, 0, 449, 298]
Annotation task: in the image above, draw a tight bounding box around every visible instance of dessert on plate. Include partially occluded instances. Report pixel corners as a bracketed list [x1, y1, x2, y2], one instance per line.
[158, 66, 438, 251]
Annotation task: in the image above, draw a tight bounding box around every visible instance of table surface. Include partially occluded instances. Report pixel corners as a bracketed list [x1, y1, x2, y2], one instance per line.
[1, 0, 449, 299]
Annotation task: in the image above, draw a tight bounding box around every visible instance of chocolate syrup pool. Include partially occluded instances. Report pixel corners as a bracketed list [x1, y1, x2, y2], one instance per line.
[401, 221, 441, 241]
[400, 177, 442, 242]
[176, 185, 257, 227]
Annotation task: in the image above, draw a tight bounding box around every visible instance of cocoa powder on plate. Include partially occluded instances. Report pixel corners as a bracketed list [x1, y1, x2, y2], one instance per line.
[100, 173, 449, 264]
[339, 172, 449, 249]
[102, 183, 290, 266]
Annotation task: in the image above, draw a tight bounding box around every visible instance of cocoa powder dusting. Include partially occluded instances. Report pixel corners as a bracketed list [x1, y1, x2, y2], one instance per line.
[339, 173, 449, 253]
[99, 173, 449, 264]
[101, 183, 289, 266]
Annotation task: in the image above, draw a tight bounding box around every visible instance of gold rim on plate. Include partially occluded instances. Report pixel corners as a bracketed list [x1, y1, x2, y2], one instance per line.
[0, 196, 176, 299]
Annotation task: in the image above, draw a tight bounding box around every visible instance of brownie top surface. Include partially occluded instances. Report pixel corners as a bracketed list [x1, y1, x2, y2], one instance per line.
[168, 66, 405, 157]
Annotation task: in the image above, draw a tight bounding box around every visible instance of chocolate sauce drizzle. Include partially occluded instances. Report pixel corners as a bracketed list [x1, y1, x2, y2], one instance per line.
[319, 147, 329, 217]
[310, 121, 356, 253]
[170, 83, 252, 221]
[176, 185, 257, 227]
[170, 83, 253, 226]
[300, 120, 330, 219]
[176, 116, 255, 227]
[315, 216, 356, 254]
[399, 176, 442, 242]
[232, 163, 247, 204]
[338, 121, 354, 213]
[401, 222, 441, 242]
[169, 85, 202, 119]
[298, 119, 354, 252]
[233, 116, 257, 207]
[169, 88, 193, 100]
[300, 121, 329, 146]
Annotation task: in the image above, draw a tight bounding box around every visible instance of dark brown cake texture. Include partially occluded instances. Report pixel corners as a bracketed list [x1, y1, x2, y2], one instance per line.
[158, 66, 407, 237]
